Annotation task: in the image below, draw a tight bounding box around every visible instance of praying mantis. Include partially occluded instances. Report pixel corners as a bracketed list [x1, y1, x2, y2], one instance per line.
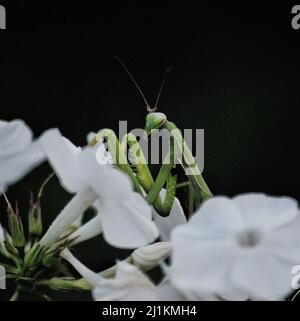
[90, 57, 212, 217]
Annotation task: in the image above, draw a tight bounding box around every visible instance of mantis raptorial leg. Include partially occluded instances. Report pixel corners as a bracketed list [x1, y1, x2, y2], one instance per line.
[121, 133, 177, 216]
[144, 116, 212, 202]
[90, 130, 176, 216]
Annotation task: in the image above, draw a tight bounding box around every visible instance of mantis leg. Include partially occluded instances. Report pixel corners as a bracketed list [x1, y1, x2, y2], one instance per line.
[164, 121, 213, 201]
[120, 133, 176, 217]
[90, 130, 176, 216]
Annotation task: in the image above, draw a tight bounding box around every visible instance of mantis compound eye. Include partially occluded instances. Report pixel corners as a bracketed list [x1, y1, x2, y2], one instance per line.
[144, 112, 167, 137]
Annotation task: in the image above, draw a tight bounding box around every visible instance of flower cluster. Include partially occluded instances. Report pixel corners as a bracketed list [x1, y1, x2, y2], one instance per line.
[0, 118, 299, 301]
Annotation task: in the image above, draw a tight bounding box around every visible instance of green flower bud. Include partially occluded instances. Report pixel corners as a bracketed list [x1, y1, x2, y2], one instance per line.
[3, 241, 22, 266]
[42, 242, 63, 268]
[24, 243, 45, 269]
[4, 240, 19, 256]
[7, 205, 25, 248]
[28, 200, 43, 236]
[42, 252, 61, 269]
[37, 277, 90, 291]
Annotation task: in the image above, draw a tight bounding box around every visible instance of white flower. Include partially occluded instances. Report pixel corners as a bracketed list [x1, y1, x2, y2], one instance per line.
[40, 129, 158, 248]
[0, 119, 45, 192]
[61, 249, 154, 301]
[153, 189, 187, 241]
[170, 193, 300, 300]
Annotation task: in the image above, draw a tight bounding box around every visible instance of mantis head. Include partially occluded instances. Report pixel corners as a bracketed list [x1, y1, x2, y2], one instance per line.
[144, 112, 167, 137]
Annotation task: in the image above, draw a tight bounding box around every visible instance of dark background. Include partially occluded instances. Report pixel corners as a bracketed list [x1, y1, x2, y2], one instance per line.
[0, 1, 300, 300]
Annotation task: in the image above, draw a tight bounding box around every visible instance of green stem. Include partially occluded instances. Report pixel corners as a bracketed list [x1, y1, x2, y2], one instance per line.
[9, 288, 20, 301]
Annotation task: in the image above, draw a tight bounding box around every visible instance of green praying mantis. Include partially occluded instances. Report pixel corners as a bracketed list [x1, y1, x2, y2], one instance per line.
[90, 57, 213, 217]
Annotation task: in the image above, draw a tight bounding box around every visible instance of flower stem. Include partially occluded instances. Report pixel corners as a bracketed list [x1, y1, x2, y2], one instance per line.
[9, 288, 20, 301]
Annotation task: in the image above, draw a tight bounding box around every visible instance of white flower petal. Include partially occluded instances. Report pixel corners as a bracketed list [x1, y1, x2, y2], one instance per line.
[192, 196, 245, 232]
[263, 215, 300, 263]
[96, 193, 159, 249]
[0, 119, 45, 191]
[41, 128, 86, 193]
[233, 193, 299, 230]
[0, 140, 45, 190]
[0, 119, 32, 157]
[78, 148, 132, 202]
[170, 235, 236, 297]
[231, 249, 295, 300]
[172, 197, 243, 244]
[153, 189, 187, 241]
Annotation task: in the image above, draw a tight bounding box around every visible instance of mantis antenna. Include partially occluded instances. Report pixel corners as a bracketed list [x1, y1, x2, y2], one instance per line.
[154, 65, 173, 112]
[114, 56, 151, 111]
[114, 56, 172, 113]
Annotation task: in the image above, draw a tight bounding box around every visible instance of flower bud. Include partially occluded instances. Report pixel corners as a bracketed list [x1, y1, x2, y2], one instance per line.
[132, 242, 171, 271]
[3, 240, 23, 266]
[42, 251, 62, 269]
[4, 240, 19, 257]
[28, 199, 43, 237]
[24, 243, 45, 268]
[42, 242, 64, 268]
[7, 205, 25, 248]
[37, 277, 90, 292]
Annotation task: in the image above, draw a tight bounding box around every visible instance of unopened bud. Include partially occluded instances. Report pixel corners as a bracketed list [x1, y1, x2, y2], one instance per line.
[7, 204, 25, 248]
[24, 243, 45, 268]
[28, 199, 43, 236]
[132, 242, 171, 271]
[42, 243, 63, 268]
[37, 277, 90, 292]
[4, 241, 19, 256]
[3, 240, 23, 266]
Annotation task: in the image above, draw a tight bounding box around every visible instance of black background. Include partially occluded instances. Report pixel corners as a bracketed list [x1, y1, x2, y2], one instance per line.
[0, 1, 300, 300]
